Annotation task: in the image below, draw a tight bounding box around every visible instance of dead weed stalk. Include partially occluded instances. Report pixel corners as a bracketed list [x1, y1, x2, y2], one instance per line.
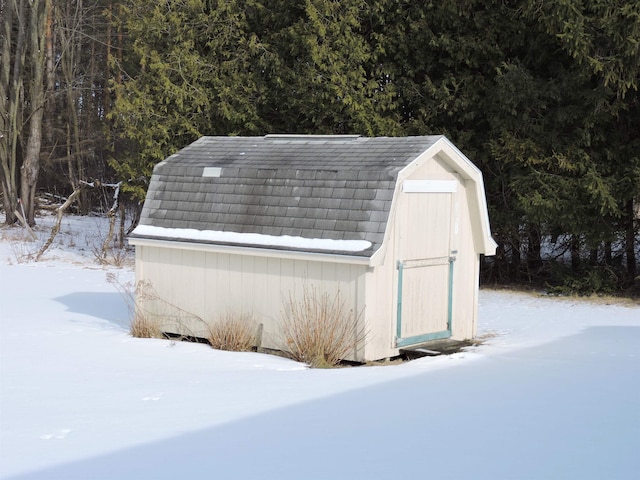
[280, 286, 366, 368]
[207, 312, 259, 352]
[107, 274, 205, 340]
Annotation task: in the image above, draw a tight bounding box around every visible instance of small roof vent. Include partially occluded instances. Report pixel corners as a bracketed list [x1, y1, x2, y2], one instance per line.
[202, 167, 222, 178]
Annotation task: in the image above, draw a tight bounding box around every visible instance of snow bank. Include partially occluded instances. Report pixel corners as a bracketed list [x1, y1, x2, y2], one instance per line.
[1, 215, 639, 479]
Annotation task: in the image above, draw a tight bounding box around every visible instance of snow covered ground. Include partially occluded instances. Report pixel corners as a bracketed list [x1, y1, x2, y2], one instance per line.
[1, 213, 639, 480]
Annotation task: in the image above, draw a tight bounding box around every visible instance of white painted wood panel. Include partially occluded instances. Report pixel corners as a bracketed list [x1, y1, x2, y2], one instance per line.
[391, 156, 459, 346]
[135, 245, 369, 360]
[400, 263, 449, 338]
[403, 180, 457, 193]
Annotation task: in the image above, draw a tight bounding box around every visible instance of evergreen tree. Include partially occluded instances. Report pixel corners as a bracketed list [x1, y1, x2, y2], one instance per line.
[109, 0, 266, 200]
[253, 0, 399, 135]
[519, 0, 640, 284]
[104, 0, 639, 291]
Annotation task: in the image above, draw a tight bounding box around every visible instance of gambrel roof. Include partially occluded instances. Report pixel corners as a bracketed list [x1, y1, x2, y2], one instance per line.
[129, 134, 496, 258]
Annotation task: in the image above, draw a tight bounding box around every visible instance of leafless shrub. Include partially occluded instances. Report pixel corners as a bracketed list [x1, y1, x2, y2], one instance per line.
[90, 226, 132, 267]
[107, 274, 162, 338]
[1, 227, 39, 263]
[280, 286, 366, 368]
[207, 312, 259, 352]
[9, 238, 38, 263]
[102, 243, 133, 267]
[130, 310, 162, 338]
[107, 273, 205, 340]
[130, 280, 165, 338]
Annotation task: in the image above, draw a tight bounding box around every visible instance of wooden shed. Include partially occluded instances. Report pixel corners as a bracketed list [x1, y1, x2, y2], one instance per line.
[129, 135, 497, 362]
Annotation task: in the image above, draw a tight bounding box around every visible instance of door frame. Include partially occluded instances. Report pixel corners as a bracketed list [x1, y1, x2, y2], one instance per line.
[395, 250, 457, 348]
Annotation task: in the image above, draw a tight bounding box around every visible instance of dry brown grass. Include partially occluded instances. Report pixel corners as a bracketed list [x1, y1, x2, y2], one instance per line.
[280, 286, 366, 368]
[126, 280, 163, 338]
[129, 308, 163, 338]
[482, 286, 640, 307]
[1, 225, 39, 263]
[107, 274, 163, 338]
[207, 312, 259, 352]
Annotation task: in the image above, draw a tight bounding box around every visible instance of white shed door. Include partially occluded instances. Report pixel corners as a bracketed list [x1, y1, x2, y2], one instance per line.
[395, 191, 456, 347]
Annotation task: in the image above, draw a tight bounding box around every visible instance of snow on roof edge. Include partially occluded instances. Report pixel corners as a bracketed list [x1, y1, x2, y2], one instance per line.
[130, 225, 372, 253]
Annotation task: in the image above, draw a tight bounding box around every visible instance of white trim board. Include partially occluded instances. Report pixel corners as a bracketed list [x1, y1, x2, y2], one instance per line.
[402, 180, 457, 193]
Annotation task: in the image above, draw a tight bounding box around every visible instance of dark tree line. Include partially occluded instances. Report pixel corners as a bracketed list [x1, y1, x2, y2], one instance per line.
[2, 0, 639, 293]
[2, 0, 122, 224]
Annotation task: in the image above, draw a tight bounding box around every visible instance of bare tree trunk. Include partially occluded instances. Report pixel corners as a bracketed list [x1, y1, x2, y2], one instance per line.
[100, 209, 117, 262]
[99, 181, 121, 261]
[526, 224, 543, 276]
[571, 235, 581, 271]
[119, 201, 126, 248]
[58, 0, 88, 212]
[36, 184, 83, 260]
[21, 0, 51, 225]
[0, 0, 15, 220]
[605, 241, 612, 265]
[104, 0, 112, 122]
[510, 237, 521, 281]
[0, 0, 28, 225]
[625, 200, 637, 281]
[44, 0, 55, 147]
[13, 200, 37, 240]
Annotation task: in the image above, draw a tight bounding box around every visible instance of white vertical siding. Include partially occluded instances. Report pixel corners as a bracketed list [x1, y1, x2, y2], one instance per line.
[363, 236, 397, 360]
[449, 178, 480, 340]
[135, 245, 369, 361]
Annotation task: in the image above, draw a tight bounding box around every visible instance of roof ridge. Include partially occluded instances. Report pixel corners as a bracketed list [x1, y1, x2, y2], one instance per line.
[264, 134, 362, 142]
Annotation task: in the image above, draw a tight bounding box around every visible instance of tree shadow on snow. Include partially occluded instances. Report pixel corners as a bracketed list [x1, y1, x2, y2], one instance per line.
[5, 326, 640, 480]
[54, 292, 130, 330]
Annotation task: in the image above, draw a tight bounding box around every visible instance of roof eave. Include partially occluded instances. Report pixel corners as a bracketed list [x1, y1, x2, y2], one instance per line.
[128, 235, 374, 266]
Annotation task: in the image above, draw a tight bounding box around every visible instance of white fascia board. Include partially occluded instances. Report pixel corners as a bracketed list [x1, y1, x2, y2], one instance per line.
[128, 236, 373, 266]
[437, 141, 498, 256]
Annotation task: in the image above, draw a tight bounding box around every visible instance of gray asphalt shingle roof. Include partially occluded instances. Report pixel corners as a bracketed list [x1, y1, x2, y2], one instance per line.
[131, 135, 443, 257]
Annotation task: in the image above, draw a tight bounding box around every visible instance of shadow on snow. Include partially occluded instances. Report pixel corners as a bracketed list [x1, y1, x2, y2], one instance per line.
[54, 292, 130, 330]
[7, 326, 640, 480]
